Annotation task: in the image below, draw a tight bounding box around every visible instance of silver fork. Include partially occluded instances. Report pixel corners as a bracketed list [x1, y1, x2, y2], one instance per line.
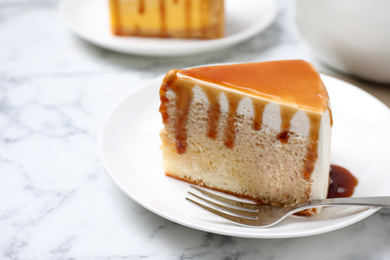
[186, 185, 390, 228]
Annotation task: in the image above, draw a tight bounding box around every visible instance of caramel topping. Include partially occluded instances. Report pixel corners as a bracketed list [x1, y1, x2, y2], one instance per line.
[179, 60, 330, 113]
[160, 72, 193, 154]
[159, 61, 332, 179]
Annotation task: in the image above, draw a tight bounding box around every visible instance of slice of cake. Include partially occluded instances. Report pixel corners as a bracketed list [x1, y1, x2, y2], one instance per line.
[159, 60, 332, 214]
[108, 0, 224, 39]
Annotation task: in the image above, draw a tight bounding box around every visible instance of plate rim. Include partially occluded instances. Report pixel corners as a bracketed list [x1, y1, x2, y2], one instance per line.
[98, 72, 389, 238]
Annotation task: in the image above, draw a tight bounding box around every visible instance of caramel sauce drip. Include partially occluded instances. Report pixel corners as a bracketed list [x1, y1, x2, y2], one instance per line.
[200, 0, 207, 39]
[328, 107, 333, 126]
[224, 94, 240, 148]
[160, 61, 332, 179]
[278, 107, 297, 143]
[139, 0, 145, 14]
[174, 82, 193, 154]
[159, 85, 170, 125]
[109, 0, 122, 35]
[159, 0, 166, 37]
[185, 0, 191, 38]
[327, 164, 358, 198]
[252, 100, 268, 131]
[303, 113, 321, 179]
[203, 89, 221, 139]
[160, 72, 193, 154]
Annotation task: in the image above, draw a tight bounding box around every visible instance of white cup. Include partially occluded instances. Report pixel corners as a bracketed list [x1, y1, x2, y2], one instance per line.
[295, 0, 390, 83]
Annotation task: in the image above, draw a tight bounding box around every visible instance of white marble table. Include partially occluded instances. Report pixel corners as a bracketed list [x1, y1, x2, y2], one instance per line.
[1, 0, 390, 259]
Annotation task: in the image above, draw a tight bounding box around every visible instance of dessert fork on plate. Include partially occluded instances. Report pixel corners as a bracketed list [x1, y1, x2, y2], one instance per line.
[186, 185, 390, 228]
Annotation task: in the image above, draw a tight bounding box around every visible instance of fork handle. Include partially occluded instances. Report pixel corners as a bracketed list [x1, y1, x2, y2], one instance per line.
[308, 196, 390, 208]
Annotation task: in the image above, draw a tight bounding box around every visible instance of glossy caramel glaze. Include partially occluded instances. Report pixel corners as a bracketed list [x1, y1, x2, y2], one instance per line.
[159, 61, 332, 179]
[179, 60, 330, 113]
[304, 112, 321, 179]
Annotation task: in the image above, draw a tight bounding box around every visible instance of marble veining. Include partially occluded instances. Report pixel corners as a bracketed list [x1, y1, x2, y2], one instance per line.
[1, 0, 390, 259]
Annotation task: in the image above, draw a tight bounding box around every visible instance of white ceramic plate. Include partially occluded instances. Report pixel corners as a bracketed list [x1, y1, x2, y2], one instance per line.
[98, 73, 390, 238]
[59, 0, 277, 56]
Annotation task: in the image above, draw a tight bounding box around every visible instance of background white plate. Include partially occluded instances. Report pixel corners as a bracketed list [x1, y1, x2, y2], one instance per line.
[98, 73, 390, 238]
[59, 0, 277, 56]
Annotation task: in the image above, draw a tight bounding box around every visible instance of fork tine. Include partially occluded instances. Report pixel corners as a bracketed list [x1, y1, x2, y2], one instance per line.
[188, 191, 259, 218]
[186, 197, 259, 226]
[190, 185, 259, 210]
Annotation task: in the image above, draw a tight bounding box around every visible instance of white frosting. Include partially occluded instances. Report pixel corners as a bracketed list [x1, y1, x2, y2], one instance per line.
[290, 110, 310, 137]
[262, 102, 282, 134]
[311, 109, 332, 200]
[193, 85, 208, 103]
[193, 83, 314, 137]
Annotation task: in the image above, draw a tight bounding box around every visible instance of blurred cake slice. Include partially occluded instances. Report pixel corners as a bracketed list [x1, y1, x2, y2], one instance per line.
[108, 0, 224, 39]
[159, 60, 332, 214]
